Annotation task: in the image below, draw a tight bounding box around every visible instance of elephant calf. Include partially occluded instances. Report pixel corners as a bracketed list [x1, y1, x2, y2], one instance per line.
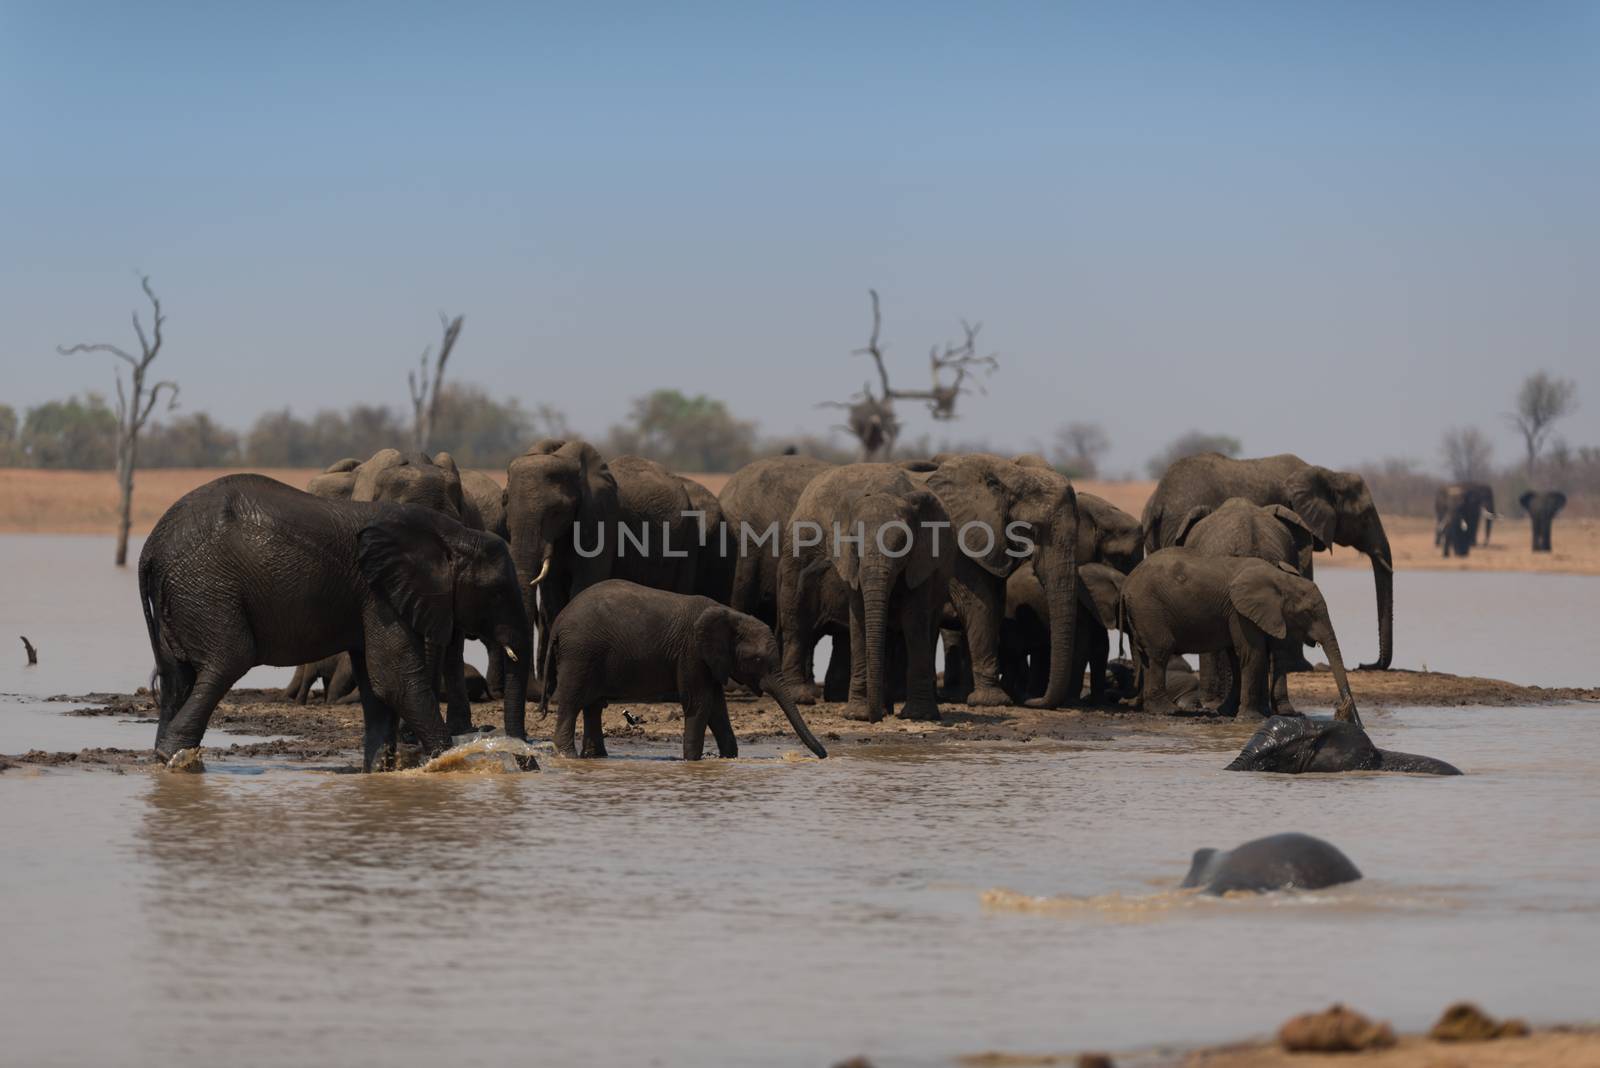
[540, 580, 828, 761]
[1120, 548, 1359, 722]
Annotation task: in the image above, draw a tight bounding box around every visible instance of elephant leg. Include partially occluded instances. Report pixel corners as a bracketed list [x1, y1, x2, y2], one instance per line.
[1084, 625, 1109, 704]
[1198, 652, 1231, 705]
[842, 590, 876, 721]
[948, 560, 1007, 706]
[1234, 643, 1270, 718]
[326, 655, 358, 703]
[822, 633, 851, 701]
[440, 633, 475, 737]
[706, 690, 738, 758]
[349, 652, 400, 771]
[484, 639, 505, 700]
[580, 703, 608, 759]
[896, 591, 940, 722]
[1268, 637, 1298, 716]
[776, 554, 820, 703]
[283, 664, 308, 704]
[1140, 643, 1174, 716]
[681, 690, 713, 760]
[939, 629, 973, 703]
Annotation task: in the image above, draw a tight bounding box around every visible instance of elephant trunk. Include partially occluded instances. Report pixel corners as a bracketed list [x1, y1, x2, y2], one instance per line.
[1363, 524, 1394, 671]
[500, 626, 533, 741]
[760, 673, 828, 758]
[862, 563, 891, 721]
[1315, 626, 1359, 725]
[1031, 520, 1080, 709]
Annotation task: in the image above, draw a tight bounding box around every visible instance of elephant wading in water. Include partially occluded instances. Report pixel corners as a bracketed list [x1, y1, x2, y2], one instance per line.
[1143, 454, 1394, 670]
[779, 464, 954, 721]
[1121, 548, 1359, 722]
[540, 580, 827, 760]
[1226, 715, 1461, 775]
[1519, 490, 1567, 553]
[1181, 833, 1363, 895]
[140, 475, 533, 771]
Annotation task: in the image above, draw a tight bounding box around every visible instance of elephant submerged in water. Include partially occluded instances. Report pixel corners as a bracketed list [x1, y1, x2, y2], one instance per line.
[1225, 716, 1462, 775]
[1181, 833, 1362, 895]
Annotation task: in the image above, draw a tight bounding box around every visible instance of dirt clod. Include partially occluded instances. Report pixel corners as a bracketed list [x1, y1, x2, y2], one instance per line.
[1429, 1002, 1531, 1042]
[1278, 1004, 1397, 1053]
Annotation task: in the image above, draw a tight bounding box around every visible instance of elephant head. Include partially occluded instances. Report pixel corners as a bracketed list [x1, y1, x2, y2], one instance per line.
[1228, 561, 1359, 723]
[928, 454, 1080, 708]
[1226, 716, 1460, 775]
[350, 449, 467, 521]
[1077, 563, 1124, 630]
[1283, 465, 1393, 670]
[504, 439, 620, 624]
[1076, 493, 1145, 573]
[1174, 498, 1324, 570]
[832, 483, 949, 720]
[693, 605, 828, 758]
[355, 510, 534, 743]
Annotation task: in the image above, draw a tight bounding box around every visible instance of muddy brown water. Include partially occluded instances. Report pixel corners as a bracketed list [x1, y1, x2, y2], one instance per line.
[2, 534, 1598, 1067]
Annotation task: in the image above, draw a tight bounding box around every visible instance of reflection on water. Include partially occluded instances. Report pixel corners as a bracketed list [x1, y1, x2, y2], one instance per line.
[3, 707, 1599, 1067]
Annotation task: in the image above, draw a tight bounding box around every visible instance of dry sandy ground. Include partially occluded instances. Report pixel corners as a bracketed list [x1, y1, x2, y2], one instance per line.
[1176, 1029, 1600, 1067]
[3, 469, 1596, 575]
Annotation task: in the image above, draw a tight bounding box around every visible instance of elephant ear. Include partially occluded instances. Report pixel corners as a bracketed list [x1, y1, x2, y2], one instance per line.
[1550, 491, 1568, 514]
[1519, 490, 1536, 513]
[325, 457, 361, 474]
[1228, 564, 1289, 640]
[692, 605, 737, 681]
[1266, 505, 1326, 552]
[1284, 467, 1338, 547]
[358, 515, 456, 646]
[1172, 505, 1212, 546]
[432, 451, 469, 518]
[1076, 564, 1123, 628]
[926, 458, 1016, 577]
[903, 489, 950, 588]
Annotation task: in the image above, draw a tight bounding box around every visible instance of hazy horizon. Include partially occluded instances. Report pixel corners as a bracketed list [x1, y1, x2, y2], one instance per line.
[3, 2, 1596, 476]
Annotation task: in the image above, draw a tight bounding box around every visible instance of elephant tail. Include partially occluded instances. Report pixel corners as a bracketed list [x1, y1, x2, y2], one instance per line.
[139, 552, 194, 723]
[538, 631, 556, 720]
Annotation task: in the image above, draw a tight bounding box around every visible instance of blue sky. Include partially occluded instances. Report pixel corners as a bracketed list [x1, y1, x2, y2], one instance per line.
[3, 2, 1595, 474]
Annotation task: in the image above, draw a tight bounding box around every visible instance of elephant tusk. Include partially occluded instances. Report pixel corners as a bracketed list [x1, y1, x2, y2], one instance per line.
[1370, 554, 1393, 573]
[503, 645, 519, 663]
[528, 557, 551, 587]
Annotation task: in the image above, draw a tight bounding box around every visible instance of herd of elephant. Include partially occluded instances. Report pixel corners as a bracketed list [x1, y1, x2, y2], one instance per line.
[1433, 480, 1569, 557]
[138, 442, 1469, 776]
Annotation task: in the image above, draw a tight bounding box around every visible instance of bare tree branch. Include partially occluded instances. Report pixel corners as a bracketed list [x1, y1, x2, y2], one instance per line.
[409, 313, 464, 453]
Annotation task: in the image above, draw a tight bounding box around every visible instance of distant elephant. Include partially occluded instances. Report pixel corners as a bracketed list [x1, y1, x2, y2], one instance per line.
[1181, 833, 1363, 895]
[140, 475, 533, 770]
[540, 580, 827, 760]
[1142, 454, 1394, 670]
[504, 440, 702, 674]
[1434, 481, 1494, 554]
[923, 454, 1081, 708]
[1519, 490, 1567, 552]
[1121, 548, 1358, 722]
[1173, 496, 1325, 710]
[778, 463, 954, 721]
[303, 448, 484, 730]
[1226, 716, 1461, 775]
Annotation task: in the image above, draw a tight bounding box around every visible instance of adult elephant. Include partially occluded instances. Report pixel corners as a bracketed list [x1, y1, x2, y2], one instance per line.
[305, 448, 481, 730]
[1002, 561, 1124, 703]
[1519, 490, 1567, 553]
[1435, 481, 1494, 553]
[140, 475, 532, 770]
[1142, 453, 1394, 670]
[720, 455, 836, 625]
[460, 468, 507, 539]
[678, 473, 734, 603]
[1012, 455, 1144, 572]
[778, 464, 953, 721]
[1121, 548, 1359, 721]
[504, 440, 699, 672]
[910, 454, 1081, 708]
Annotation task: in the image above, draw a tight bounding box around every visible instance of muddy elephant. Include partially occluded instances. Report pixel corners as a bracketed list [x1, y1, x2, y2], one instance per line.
[916, 454, 1080, 708]
[778, 463, 954, 721]
[1519, 490, 1566, 553]
[140, 475, 533, 770]
[1434, 481, 1494, 555]
[1121, 548, 1358, 722]
[1226, 715, 1461, 775]
[1181, 833, 1363, 895]
[1142, 453, 1394, 670]
[504, 440, 703, 673]
[540, 579, 827, 760]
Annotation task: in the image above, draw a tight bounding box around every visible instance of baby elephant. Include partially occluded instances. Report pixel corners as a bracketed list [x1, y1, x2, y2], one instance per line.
[540, 579, 829, 761]
[1226, 716, 1462, 775]
[1181, 832, 1362, 895]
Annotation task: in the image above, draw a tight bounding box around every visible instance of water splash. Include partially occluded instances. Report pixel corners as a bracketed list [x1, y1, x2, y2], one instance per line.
[410, 736, 542, 775]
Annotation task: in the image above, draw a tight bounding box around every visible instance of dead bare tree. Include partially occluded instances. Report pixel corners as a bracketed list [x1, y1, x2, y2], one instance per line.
[408, 313, 464, 453]
[821, 290, 998, 461]
[57, 275, 179, 566]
